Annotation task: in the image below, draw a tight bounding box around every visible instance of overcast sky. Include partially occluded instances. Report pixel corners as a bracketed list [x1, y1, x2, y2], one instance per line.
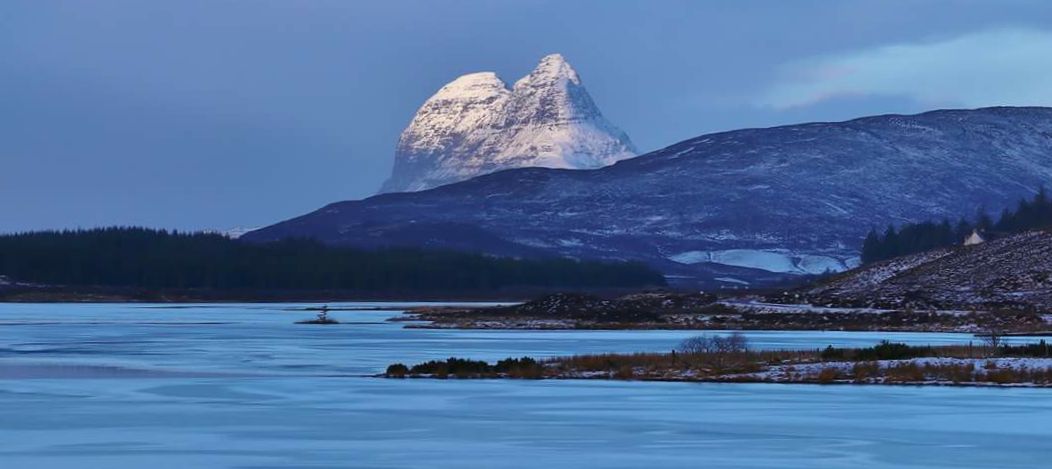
[4, 0, 1052, 232]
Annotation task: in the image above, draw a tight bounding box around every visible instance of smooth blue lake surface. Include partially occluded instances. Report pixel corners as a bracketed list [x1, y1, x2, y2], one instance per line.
[1, 303, 1049, 468]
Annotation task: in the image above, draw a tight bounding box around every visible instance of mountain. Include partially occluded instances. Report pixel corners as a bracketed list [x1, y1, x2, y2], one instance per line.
[379, 54, 637, 193]
[800, 230, 1052, 310]
[245, 107, 1052, 287]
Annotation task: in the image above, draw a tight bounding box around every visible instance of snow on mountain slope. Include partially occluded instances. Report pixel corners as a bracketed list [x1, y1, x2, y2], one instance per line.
[247, 107, 1052, 287]
[380, 54, 637, 193]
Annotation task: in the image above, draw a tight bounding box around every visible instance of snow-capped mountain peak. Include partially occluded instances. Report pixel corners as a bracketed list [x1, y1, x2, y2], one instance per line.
[514, 53, 581, 88]
[379, 54, 636, 193]
[432, 71, 509, 102]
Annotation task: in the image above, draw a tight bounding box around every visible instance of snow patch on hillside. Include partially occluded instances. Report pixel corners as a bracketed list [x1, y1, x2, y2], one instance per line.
[669, 249, 849, 275]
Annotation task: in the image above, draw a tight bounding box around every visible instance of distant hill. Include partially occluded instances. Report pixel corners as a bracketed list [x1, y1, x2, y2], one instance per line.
[246, 106, 1052, 288]
[800, 230, 1052, 311]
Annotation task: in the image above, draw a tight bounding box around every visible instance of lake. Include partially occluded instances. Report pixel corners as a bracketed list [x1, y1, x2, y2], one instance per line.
[1, 303, 1049, 468]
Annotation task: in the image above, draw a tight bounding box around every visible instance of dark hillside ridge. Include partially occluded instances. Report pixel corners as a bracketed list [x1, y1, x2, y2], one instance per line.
[796, 230, 1052, 311]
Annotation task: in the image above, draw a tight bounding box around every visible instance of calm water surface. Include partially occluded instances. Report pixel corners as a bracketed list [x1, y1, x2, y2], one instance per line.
[1, 303, 1049, 468]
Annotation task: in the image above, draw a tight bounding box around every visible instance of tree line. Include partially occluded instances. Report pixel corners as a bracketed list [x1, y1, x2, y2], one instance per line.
[0, 227, 665, 292]
[861, 189, 1052, 264]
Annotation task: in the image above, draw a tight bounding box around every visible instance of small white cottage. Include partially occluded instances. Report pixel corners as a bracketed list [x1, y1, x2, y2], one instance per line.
[964, 229, 985, 246]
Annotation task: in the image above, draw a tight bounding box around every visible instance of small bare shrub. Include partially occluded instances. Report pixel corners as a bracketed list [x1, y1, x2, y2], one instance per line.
[615, 365, 636, 380]
[946, 363, 976, 383]
[385, 363, 409, 378]
[885, 363, 925, 382]
[851, 362, 880, 382]
[677, 332, 748, 354]
[816, 367, 842, 384]
[983, 368, 1019, 384]
[676, 332, 750, 371]
[980, 328, 1006, 354]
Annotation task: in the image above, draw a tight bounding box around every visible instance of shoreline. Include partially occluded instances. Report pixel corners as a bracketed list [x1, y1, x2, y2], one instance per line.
[383, 341, 1052, 388]
[398, 320, 1037, 334]
[398, 299, 1052, 335]
[379, 372, 1052, 389]
[380, 370, 1052, 388]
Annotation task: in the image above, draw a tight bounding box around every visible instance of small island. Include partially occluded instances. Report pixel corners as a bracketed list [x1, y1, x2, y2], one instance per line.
[296, 306, 340, 324]
[384, 333, 1052, 387]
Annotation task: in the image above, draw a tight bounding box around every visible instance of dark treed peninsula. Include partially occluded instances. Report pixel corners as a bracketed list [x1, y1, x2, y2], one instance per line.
[0, 228, 664, 301]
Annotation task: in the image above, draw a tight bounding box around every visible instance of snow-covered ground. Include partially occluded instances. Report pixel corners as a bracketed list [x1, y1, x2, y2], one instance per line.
[754, 357, 1052, 386]
[720, 299, 899, 314]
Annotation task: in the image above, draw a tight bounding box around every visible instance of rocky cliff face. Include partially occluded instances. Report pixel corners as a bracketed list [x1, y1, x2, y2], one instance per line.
[380, 54, 637, 193]
[248, 107, 1052, 287]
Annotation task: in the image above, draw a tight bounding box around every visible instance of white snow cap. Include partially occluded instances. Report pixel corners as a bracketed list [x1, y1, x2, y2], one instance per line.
[380, 53, 636, 193]
[516, 53, 581, 86]
[432, 72, 508, 101]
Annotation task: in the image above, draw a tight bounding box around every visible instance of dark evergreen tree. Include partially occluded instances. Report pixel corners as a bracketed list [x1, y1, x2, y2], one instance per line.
[976, 206, 995, 232]
[861, 228, 881, 264]
[954, 218, 973, 243]
[881, 225, 900, 260]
